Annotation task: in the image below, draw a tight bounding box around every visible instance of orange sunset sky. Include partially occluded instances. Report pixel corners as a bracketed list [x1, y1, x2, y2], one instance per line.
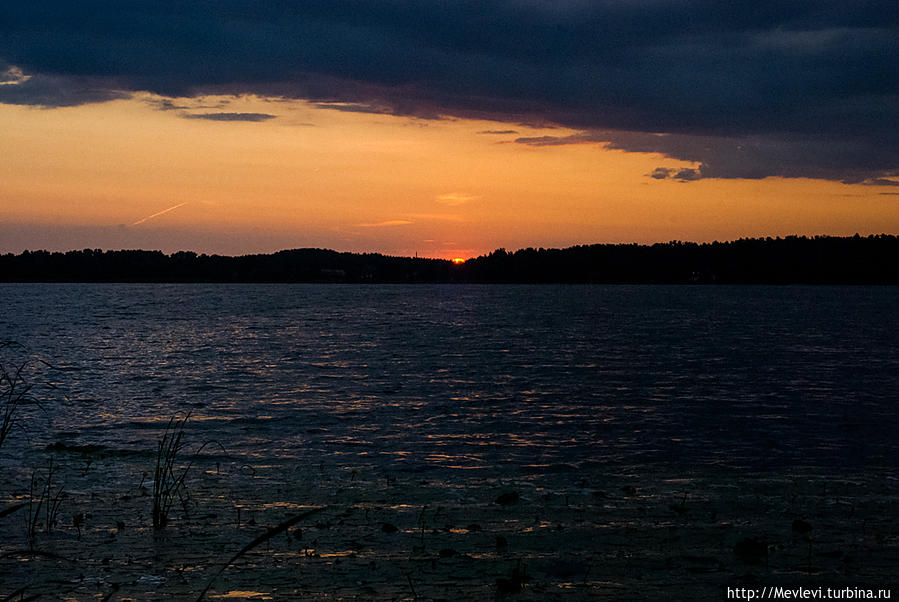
[2, 3, 897, 259]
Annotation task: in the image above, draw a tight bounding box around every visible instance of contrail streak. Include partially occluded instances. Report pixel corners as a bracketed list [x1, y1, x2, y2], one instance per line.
[130, 202, 189, 226]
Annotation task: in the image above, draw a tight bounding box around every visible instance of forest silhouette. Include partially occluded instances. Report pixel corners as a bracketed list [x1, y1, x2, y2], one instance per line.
[1, 235, 896, 284]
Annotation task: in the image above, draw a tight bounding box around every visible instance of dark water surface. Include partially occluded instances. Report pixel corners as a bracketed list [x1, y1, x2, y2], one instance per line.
[3, 284, 899, 599]
[3, 283, 897, 472]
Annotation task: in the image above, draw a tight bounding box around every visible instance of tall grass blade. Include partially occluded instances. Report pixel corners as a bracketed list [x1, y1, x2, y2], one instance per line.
[196, 506, 326, 602]
[0, 502, 25, 519]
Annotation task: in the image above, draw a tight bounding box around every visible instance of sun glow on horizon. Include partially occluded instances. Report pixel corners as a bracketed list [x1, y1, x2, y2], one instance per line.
[1, 93, 896, 256]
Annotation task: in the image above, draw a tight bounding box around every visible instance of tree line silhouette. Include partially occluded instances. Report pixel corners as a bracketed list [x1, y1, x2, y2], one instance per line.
[0, 235, 896, 284]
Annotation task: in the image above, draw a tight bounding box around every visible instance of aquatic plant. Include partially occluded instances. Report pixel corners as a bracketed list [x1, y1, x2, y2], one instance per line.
[26, 458, 66, 547]
[196, 506, 326, 601]
[0, 341, 37, 450]
[151, 412, 225, 530]
[403, 568, 418, 600]
[150, 412, 203, 530]
[496, 559, 528, 596]
[152, 413, 186, 530]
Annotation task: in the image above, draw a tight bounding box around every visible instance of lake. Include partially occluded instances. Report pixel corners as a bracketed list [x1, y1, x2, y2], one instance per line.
[2, 284, 897, 599]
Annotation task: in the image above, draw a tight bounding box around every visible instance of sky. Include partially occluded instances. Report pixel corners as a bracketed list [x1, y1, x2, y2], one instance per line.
[1, 1, 897, 259]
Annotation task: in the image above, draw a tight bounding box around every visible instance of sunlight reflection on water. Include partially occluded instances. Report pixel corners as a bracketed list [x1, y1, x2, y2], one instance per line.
[1, 283, 898, 474]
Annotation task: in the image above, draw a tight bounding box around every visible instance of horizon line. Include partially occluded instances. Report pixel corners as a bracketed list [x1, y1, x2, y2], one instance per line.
[5, 233, 896, 262]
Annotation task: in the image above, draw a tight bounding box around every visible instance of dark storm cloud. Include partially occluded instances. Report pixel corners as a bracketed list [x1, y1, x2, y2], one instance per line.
[674, 169, 703, 182]
[865, 178, 899, 187]
[182, 112, 276, 122]
[517, 129, 899, 184]
[154, 99, 188, 111]
[1, 1, 896, 181]
[0, 63, 127, 106]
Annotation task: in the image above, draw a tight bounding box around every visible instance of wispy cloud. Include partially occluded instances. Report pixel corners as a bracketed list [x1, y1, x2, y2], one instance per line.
[0, 64, 29, 85]
[313, 102, 393, 115]
[649, 167, 702, 182]
[142, 94, 232, 112]
[130, 202, 189, 226]
[435, 193, 479, 206]
[864, 178, 899, 187]
[406, 213, 466, 222]
[182, 112, 277, 122]
[356, 219, 414, 228]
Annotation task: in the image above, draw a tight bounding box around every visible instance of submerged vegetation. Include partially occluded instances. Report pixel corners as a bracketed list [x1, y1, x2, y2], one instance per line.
[0, 234, 897, 284]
